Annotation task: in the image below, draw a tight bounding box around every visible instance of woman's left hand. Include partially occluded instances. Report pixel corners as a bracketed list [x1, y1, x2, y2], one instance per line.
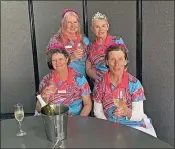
[113, 104, 128, 117]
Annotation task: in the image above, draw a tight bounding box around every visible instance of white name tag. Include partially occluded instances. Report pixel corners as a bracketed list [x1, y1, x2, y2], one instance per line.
[58, 90, 67, 93]
[65, 45, 72, 49]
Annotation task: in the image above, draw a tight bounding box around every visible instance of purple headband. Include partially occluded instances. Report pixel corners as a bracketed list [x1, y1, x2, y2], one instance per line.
[62, 9, 79, 18]
[106, 43, 129, 53]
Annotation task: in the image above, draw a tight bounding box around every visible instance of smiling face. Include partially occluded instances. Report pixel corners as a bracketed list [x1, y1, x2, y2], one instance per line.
[92, 19, 109, 39]
[63, 13, 80, 35]
[106, 50, 126, 75]
[51, 53, 68, 71]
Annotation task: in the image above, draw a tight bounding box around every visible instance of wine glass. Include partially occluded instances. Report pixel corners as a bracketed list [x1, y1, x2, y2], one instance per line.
[77, 43, 84, 64]
[14, 103, 26, 136]
[113, 88, 127, 121]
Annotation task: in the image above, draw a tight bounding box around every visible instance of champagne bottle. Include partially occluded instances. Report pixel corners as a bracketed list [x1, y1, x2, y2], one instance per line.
[36, 94, 56, 115]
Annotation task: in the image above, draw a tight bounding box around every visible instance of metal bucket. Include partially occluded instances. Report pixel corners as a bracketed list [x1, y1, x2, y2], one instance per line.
[41, 103, 69, 142]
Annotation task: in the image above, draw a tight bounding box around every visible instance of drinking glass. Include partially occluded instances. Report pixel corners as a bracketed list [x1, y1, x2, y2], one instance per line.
[77, 43, 84, 64]
[14, 103, 26, 136]
[113, 88, 127, 120]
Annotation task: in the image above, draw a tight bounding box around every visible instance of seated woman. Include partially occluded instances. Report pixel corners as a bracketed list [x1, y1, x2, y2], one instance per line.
[35, 47, 92, 116]
[93, 43, 157, 137]
[86, 12, 128, 84]
[47, 9, 89, 77]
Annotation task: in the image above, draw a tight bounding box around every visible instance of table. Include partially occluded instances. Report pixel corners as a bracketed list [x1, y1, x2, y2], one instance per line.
[1, 116, 173, 148]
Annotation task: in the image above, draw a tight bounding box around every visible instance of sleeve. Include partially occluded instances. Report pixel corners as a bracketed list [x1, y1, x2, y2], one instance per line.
[76, 75, 91, 97]
[114, 36, 125, 44]
[129, 101, 145, 121]
[92, 82, 103, 103]
[114, 37, 128, 52]
[83, 36, 90, 46]
[94, 101, 107, 120]
[93, 81, 117, 120]
[46, 34, 63, 51]
[38, 74, 51, 93]
[131, 79, 146, 102]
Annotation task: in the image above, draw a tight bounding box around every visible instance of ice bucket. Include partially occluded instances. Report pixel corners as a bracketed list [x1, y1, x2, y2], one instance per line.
[41, 103, 69, 142]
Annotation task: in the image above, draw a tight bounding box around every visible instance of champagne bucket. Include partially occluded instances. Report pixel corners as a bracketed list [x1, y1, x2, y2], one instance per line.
[41, 103, 69, 142]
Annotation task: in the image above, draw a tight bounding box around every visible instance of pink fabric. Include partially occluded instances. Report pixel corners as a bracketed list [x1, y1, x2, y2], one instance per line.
[105, 42, 129, 53]
[46, 33, 87, 58]
[87, 35, 120, 82]
[93, 71, 146, 119]
[39, 67, 90, 105]
[62, 9, 79, 18]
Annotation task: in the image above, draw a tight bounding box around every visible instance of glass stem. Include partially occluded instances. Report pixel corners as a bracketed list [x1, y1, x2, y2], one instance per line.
[19, 121, 22, 132]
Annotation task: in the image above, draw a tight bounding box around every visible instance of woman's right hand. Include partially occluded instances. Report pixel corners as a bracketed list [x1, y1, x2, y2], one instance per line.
[70, 47, 84, 62]
[40, 85, 57, 103]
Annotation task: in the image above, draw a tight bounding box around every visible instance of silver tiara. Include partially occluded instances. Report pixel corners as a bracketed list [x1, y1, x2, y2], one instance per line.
[92, 12, 108, 21]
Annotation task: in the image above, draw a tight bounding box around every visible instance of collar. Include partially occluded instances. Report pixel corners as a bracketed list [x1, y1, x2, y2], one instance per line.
[95, 34, 112, 47]
[53, 66, 73, 84]
[105, 71, 129, 88]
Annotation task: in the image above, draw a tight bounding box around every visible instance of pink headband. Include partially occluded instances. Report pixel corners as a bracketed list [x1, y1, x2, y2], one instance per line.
[47, 43, 65, 53]
[62, 9, 79, 18]
[107, 43, 129, 53]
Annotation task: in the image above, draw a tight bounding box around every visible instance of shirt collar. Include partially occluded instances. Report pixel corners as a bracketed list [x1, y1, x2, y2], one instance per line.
[105, 71, 129, 88]
[53, 66, 73, 84]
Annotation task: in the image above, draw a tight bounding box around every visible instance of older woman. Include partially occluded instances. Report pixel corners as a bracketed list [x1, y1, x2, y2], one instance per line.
[86, 12, 128, 84]
[93, 44, 157, 137]
[36, 48, 92, 116]
[47, 9, 89, 77]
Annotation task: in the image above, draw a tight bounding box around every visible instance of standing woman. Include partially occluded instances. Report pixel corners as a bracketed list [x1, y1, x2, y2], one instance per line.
[86, 12, 128, 84]
[47, 9, 89, 77]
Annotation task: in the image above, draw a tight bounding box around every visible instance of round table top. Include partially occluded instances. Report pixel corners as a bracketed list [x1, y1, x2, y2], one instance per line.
[1, 115, 173, 148]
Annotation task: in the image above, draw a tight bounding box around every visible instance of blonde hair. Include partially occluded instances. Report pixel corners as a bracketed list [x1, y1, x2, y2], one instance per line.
[58, 11, 82, 42]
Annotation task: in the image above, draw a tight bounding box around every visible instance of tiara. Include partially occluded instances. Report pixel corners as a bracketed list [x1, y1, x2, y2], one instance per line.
[92, 12, 108, 21]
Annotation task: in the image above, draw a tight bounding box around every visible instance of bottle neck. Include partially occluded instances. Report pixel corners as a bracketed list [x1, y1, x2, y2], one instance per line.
[36, 95, 47, 108]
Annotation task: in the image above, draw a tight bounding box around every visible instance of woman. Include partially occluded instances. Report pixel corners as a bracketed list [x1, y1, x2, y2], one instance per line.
[93, 44, 157, 137]
[47, 9, 89, 77]
[86, 12, 128, 84]
[36, 48, 92, 116]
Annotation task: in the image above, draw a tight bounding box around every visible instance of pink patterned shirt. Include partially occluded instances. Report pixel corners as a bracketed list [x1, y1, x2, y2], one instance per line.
[93, 71, 146, 127]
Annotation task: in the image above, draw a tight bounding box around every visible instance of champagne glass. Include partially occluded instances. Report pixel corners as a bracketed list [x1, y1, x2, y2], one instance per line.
[113, 88, 127, 120]
[77, 43, 84, 64]
[14, 103, 26, 136]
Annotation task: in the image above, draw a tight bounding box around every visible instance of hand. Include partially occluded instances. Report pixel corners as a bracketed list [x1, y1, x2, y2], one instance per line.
[70, 47, 84, 61]
[68, 112, 73, 117]
[41, 85, 57, 103]
[113, 103, 128, 117]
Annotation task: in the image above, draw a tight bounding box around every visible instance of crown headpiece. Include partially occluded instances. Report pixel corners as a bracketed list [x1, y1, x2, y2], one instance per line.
[92, 12, 108, 21]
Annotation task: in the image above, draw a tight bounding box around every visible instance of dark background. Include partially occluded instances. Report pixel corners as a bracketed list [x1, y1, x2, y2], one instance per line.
[1, 1, 174, 146]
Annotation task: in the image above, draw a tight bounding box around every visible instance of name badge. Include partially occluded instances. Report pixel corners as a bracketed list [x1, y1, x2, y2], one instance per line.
[58, 90, 67, 94]
[65, 45, 72, 49]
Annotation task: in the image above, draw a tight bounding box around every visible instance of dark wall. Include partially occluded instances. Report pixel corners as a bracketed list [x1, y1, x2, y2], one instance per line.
[33, 1, 84, 80]
[1, 0, 174, 146]
[87, 1, 136, 76]
[142, 1, 174, 146]
[1, 1, 36, 113]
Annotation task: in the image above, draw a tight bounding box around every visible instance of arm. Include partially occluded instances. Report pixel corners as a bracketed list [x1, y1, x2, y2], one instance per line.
[80, 94, 92, 116]
[128, 101, 144, 121]
[94, 101, 107, 120]
[114, 79, 145, 121]
[35, 74, 56, 112]
[86, 59, 97, 79]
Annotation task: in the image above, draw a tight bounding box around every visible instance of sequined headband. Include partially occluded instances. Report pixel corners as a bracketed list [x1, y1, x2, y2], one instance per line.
[106, 43, 129, 53]
[62, 9, 79, 18]
[92, 12, 108, 21]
